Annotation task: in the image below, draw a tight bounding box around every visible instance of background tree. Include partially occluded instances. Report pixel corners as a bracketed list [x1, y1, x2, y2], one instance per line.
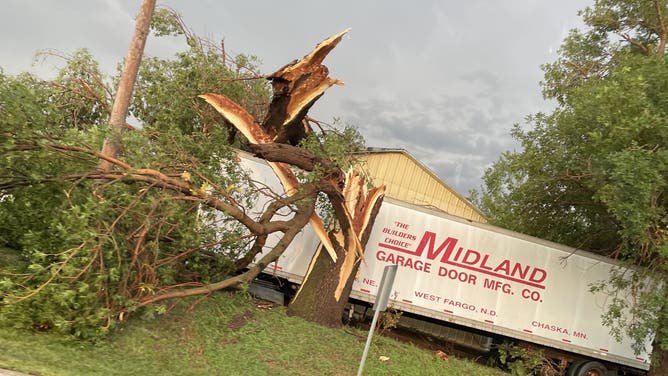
[476, 0, 667, 371]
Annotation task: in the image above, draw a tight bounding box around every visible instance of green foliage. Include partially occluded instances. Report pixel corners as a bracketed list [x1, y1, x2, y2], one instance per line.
[378, 307, 402, 335]
[150, 8, 186, 38]
[495, 342, 560, 376]
[0, 7, 365, 342]
[0, 143, 244, 338]
[590, 267, 663, 355]
[297, 120, 366, 227]
[136, 6, 270, 138]
[0, 9, 270, 339]
[51, 49, 111, 129]
[476, 0, 668, 354]
[298, 119, 366, 171]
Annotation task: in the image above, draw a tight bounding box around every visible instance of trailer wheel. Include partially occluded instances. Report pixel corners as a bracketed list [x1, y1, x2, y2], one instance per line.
[566, 360, 588, 376]
[573, 361, 607, 376]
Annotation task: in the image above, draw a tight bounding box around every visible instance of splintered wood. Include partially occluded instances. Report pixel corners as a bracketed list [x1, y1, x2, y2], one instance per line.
[200, 29, 354, 263]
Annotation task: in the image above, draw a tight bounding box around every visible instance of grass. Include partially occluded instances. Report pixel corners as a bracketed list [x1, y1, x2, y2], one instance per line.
[0, 291, 507, 375]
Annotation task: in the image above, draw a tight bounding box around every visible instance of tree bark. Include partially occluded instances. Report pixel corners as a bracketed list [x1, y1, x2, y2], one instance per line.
[137, 196, 315, 307]
[653, 0, 667, 57]
[261, 29, 349, 143]
[247, 143, 339, 173]
[286, 235, 358, 327]
[288, 173, 384, 327]
[98, 0, 156, 171]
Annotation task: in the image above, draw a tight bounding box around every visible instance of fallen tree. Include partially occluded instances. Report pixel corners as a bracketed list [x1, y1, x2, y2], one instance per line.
[0, 5, 382, 336]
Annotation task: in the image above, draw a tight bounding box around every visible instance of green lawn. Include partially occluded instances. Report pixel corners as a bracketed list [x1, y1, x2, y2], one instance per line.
[0, 291, 506, 375]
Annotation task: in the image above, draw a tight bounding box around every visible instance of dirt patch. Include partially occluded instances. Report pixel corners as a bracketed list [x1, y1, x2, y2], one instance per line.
[226, 310, 255, 331]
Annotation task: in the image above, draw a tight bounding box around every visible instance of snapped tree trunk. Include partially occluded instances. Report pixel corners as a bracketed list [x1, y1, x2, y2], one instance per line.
[201, 29, 352, 264]
[202, 29, 387, 327]
[288, 172, 384, 327]
[286, 236, 358, 327]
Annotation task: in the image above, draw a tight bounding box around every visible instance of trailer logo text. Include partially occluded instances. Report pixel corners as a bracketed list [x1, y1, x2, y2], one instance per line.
[375, 221, 548, 303]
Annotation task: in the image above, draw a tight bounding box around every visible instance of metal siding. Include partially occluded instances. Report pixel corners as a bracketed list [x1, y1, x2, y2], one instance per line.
[424, 179, 437, 201]
[398, 154, 422, 203]
[356, 152, 485, 222]
[432, 186, 446, 209]
[446, 192, 458, 214]
[411, 164, 433, 207]
[370, 156, 388, 184]
[394, 155, 410, 187]
[410, 166, 428, 203]
[385, 155, 401, 198]
[453, 200, 464, 216]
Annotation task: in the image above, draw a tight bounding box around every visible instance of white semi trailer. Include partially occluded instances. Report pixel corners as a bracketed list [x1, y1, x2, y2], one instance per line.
[238, 154, 653, 375]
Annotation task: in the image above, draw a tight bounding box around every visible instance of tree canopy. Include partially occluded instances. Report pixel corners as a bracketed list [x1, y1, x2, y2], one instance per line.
[0, 8, 365, 338]
[477, 0, 667, 360]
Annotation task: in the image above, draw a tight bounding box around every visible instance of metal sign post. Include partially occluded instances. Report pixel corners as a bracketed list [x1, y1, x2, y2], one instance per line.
[357, 264, 398, 376]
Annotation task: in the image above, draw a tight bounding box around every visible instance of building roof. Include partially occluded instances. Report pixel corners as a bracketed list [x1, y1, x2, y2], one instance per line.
[355, 147, 486, 222]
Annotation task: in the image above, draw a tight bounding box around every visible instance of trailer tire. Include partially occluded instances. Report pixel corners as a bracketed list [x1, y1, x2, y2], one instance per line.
[573, 361, 607, 376]
[566, 360, 588, 376]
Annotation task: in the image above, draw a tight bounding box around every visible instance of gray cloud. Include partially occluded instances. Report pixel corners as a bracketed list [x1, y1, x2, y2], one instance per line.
[342, 91, 518, 194]
[339, 66, 525, 194]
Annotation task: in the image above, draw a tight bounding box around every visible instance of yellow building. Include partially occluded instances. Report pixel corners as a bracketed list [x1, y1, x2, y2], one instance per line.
[355, 148, 486, 223]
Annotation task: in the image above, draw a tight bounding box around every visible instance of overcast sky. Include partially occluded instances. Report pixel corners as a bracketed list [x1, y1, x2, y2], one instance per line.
[1, 1, 591, 195]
